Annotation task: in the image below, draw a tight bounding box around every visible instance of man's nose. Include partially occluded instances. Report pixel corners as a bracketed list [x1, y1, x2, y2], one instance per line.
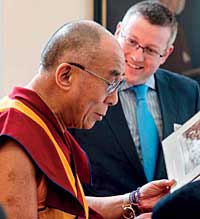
[130, 46, 145, 62]
[105, 90, 119, 106]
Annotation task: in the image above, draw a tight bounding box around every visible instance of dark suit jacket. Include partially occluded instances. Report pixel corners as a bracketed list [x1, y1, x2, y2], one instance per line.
[70, 69, 200, 196]
[152, 180, 200, 219]
[0, 205, 6, 219]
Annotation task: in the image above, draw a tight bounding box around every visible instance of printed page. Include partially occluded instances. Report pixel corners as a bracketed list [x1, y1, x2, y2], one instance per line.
[162, 111, 200, 191]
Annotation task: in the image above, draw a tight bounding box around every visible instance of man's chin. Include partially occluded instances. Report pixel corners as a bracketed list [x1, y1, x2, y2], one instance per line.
[126, 76, 146, 86]
[82, 121, 96, 130]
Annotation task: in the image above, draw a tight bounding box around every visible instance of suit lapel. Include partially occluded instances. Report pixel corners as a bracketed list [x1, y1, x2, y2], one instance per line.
[155, 70, 179, 179]
[105, 99, 146, 180]
[156, 71, 178, 138]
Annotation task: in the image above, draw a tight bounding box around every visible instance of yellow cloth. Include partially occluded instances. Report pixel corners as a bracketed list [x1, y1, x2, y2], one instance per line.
[37, 175, 75, 219]
[0, 96, 89, 218]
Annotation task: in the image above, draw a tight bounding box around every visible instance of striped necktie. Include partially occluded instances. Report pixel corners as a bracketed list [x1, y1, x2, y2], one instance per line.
[131, 85, 159, 181]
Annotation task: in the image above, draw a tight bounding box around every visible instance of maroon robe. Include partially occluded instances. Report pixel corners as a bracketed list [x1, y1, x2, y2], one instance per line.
[0, 87, 102, 219]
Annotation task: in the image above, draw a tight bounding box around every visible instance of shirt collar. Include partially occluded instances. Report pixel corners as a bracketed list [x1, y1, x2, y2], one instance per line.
[119, 74, 155, 92]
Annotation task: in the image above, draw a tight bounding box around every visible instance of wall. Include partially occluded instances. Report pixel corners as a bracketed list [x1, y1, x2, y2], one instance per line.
[0, 0, 3, 93]
[1, 0, 93, 96]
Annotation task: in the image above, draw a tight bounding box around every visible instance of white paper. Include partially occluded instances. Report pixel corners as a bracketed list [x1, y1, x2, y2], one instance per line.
[162, 111, 200, 191]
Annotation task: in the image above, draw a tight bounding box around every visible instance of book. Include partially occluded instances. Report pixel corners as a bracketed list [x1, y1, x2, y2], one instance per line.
[162, 111, 200, 191]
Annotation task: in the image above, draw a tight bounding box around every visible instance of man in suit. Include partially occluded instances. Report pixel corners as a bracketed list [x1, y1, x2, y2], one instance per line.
[70, 1, 200, 197]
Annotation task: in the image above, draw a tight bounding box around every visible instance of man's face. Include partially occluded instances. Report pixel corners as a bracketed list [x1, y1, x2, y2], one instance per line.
[115, 14, 173, 85]
[67, 38, 125, 129]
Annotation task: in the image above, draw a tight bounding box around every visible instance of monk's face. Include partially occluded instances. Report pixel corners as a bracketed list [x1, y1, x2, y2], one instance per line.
[63, 37, 125, 129]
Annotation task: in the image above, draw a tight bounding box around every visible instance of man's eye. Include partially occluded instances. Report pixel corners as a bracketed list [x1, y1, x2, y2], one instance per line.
[146, 47, 157, 55]
[128, 38, 137, 46]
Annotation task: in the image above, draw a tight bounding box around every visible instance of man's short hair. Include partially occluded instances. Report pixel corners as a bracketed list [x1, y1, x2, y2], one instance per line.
[122, 1, 178, 46]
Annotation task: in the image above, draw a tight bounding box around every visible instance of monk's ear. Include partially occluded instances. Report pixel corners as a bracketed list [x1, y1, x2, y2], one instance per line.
[55, 63, 73, 90]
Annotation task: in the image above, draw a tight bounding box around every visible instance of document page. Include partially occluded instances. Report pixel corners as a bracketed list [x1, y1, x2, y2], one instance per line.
[162, 111, 200, 191]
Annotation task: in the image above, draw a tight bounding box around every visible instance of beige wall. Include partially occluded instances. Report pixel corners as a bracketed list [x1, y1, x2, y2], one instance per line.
[0, 1, 3, 94]
[1, 0, 93, 96]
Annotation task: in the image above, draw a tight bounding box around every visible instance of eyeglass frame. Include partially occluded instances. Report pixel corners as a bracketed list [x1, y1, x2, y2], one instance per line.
[68, 62, 125, 94]
[120, 30, 166, 58]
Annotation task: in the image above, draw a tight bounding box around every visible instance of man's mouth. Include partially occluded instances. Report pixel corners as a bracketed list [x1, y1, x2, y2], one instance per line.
[97, 112, 106, 117]
[126, 61, 143, 70]
[95, 113, 104, 121]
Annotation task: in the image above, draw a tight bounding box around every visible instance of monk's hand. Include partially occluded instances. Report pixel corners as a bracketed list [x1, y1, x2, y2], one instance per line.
[139, 179, 176, 211]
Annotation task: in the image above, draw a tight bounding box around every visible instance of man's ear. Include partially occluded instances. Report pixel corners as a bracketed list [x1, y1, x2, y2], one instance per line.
[114, 22, 122, 38]
[55, 63, 72, 90]
[160, 45, 174, 65]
